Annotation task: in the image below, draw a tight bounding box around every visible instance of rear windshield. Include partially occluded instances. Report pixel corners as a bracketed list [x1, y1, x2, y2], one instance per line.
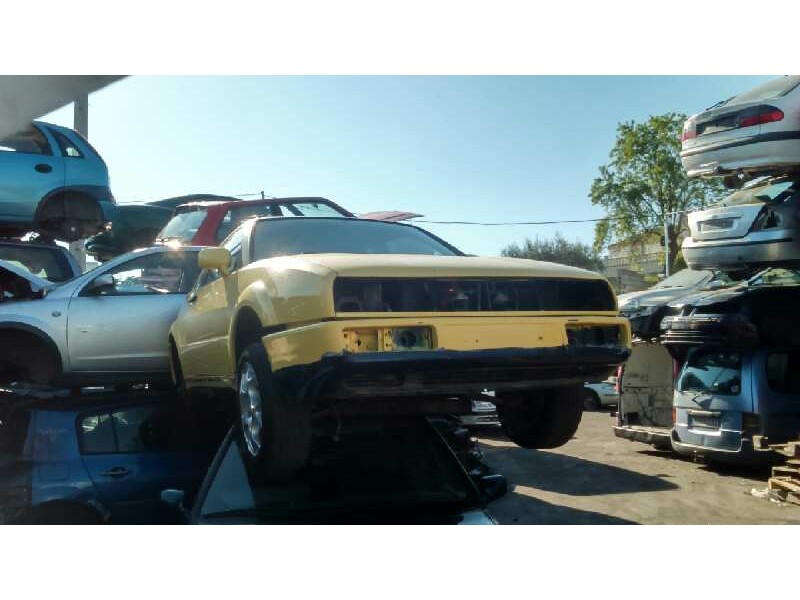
[0, 244, 74, 282]
[157, 209, 209, 242]
[252, 218, 460, 260]
[652, 269, 713, 289]
[714, 177, 799, 208]
[679, 350, 742, 396]
[723, 76, 800, 107]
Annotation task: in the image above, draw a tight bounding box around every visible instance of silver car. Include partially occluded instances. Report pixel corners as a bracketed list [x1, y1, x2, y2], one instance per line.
[583, 377, 619, 410]
[681, 75, 800, 179]
[0, 246, 201, 387]
[682, 175, 800, 273]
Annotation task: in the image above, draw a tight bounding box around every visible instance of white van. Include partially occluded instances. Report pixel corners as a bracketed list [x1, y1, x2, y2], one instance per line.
[613, 341, 675, 450]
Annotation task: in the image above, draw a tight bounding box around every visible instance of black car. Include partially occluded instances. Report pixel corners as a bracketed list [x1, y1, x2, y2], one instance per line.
[166, 418, 505, 525]
[660, 269, 800, 356]
[0, 388, 230, 524]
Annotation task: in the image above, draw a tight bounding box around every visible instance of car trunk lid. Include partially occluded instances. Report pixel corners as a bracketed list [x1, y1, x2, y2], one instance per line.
[682, 100, 783, 151]
[687, 203, 764, 241]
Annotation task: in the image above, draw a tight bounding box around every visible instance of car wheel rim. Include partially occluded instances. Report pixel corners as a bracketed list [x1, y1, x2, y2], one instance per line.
[238, 362, 263, 458]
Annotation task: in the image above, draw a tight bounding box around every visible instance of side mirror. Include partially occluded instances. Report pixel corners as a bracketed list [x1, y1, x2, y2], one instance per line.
[160, 488, 188, 522]
[198, 247, 232, 275]
[477, 473, 508, 503]
[86, 273, 115, 295]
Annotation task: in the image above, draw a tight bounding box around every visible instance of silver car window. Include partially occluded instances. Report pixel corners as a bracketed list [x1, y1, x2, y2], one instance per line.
[86, 251, 199, 296]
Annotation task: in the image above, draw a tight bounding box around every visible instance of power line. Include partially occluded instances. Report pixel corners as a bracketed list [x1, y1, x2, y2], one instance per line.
[414, 217, 611, 226]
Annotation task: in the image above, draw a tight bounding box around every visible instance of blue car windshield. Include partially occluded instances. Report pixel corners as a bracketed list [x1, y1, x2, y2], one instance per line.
[679, 350, 742, 396]
[251, 218, 460, 260]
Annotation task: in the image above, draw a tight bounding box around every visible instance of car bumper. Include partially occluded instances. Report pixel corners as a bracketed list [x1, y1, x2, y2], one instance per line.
[681, 133, 800, 178]
[660, 313, 758, 348]
[681, 231, 800, 271]
[670, 430, 780, 465]
[263, 316, 631, 401]
[613, 425, 672, 448]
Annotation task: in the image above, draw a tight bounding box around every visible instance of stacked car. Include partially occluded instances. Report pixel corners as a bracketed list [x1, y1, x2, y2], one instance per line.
[615, 76, 800, 465]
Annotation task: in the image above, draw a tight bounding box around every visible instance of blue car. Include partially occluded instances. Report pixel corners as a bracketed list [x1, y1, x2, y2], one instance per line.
[672, 346, 800, 465]
[0, 388, 230, 524]
[170, 418, 504, 524]
[0, 121, 115, 242]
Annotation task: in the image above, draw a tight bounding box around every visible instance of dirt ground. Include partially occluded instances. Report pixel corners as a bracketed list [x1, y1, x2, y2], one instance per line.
[479, 410, 800, 524]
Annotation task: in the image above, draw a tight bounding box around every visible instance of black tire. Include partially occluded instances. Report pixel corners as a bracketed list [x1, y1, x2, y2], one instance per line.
[236, 342, 311, 479]
[583, 388, 602, 411]
[169, 340, 188, 397]
[497, 386, 584, 449]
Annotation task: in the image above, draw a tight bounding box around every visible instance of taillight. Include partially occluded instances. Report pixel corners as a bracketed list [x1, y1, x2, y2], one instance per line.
[615, 365, 624, 394]
[737, 108, 784, 129]
[672, 407, 676, 424]
[681, 122, 696, 142]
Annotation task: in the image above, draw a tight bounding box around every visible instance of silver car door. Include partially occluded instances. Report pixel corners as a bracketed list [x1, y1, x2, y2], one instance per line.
[66, 249, 199, 374]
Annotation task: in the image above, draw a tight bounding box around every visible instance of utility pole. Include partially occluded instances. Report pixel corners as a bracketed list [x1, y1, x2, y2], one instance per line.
[68, 94, 89, 271]
[663, 215, 670, 278]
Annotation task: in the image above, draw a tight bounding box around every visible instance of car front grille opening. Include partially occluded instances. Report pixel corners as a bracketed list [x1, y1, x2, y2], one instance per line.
[334, 277, 616, 313]
[566, 325, 622, 347]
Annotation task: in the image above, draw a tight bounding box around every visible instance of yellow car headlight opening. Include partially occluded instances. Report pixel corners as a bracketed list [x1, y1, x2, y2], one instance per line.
[343, 326, 433, 353]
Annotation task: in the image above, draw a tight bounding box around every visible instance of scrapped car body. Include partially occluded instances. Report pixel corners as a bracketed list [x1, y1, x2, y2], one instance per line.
[0, 121, 115, 242]
[618, 269, 733, 338]
[170, 216, 631, 476]
[671, 347, 800, 465]
[583, 376, 619, 410]
[0, 388, 228, 524]
[0, 246, 202, 387]
[84, 194, 241, 262]
[681, 76, 800, 179]
[179, 420, 499, 524]
[613, 341, 675, 450]
[155, 196, 354, 247]
[660, 269, 800, 353]
[682, 175, 800, 273]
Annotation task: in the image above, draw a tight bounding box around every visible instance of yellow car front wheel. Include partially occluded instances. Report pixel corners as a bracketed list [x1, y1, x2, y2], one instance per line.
[236, 343, 311, 479]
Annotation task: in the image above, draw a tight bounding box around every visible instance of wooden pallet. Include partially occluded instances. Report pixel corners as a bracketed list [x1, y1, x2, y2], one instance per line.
[769, 441, 800, 459]
[767, 451, 800, 505]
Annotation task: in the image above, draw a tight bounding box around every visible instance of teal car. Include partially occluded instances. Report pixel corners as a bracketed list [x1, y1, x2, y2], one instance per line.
[0, 121, 115, 242]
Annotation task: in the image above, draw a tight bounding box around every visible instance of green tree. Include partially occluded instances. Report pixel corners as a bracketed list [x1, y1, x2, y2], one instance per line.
[590, 112, 725, 272]
[501, 232, 603, 272]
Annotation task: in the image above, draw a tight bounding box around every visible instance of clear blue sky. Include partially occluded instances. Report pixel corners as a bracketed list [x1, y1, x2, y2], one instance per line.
[43, 75, 771, 256]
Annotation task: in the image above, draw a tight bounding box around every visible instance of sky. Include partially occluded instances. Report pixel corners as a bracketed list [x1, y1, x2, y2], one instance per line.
[42, 75, 772, 257]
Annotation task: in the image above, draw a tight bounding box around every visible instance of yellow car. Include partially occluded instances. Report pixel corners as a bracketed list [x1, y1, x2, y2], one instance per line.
[169, 216, 631, 475]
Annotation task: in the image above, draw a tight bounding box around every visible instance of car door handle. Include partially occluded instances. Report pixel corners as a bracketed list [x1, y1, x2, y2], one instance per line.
[34, 163, 53, 174]
[100, 467, 131, 478]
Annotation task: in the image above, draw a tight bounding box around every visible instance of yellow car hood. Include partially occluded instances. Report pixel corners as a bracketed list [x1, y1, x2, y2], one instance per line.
[293, 254, 604, 280]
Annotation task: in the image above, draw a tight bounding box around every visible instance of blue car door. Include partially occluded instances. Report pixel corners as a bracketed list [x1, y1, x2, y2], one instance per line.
[0, 124, 64, 220]
[78, 402, 218, 523]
